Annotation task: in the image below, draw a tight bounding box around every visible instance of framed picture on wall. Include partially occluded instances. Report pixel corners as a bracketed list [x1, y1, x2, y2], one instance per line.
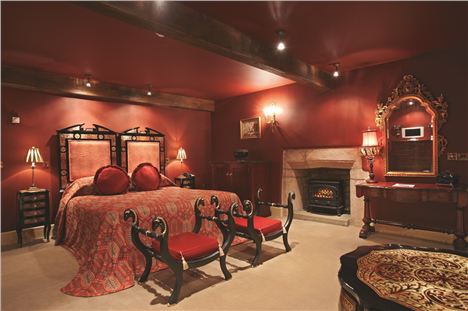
[240, 116, 261, 139]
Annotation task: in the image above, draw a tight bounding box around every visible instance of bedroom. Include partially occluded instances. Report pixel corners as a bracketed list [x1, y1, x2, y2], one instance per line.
[1, 1, 467, 310]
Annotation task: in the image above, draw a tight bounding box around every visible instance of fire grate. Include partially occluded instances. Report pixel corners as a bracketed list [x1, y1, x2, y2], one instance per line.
[307, 180, 344, 215]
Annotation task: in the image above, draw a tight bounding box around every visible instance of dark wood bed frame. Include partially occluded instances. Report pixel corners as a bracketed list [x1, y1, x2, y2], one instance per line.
[119, 127, 166, 175]
[57, 123, 118, 191]
[57, 124, 166, 191]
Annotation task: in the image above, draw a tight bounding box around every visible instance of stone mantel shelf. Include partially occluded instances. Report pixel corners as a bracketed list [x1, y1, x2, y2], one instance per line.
[288, 160, 356, 170]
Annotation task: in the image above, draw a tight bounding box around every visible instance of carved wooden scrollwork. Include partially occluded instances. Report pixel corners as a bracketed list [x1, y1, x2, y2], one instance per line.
[376, 75, 448, 129]
[438, 135, 448, 155]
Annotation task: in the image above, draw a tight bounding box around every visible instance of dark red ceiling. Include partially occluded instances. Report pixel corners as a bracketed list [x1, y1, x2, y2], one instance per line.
[185, 1, 467, 72]
[1, 2, 293, 100]
[2, 2, 466, 100]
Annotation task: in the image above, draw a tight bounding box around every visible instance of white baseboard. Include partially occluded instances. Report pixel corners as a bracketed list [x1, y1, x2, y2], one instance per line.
[1, 225, 53, 248]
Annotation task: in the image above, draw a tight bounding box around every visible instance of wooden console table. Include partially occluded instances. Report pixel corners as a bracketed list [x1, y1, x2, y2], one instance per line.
[356, 182, 468, 250]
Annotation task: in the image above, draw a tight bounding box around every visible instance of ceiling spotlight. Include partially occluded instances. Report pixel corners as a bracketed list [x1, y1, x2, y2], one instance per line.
[276, 29, 286, 51]
[85, 74, 92, 87]
[331, 63, 340, 78]
[155, 32, 165, 38]
[146, 84, 152, 96]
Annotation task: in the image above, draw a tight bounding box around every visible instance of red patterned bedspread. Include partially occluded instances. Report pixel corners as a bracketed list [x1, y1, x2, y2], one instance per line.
[55, 177, 241, 297]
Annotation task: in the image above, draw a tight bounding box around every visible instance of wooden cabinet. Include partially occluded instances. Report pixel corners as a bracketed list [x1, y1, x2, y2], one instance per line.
[16, 188, 51, 247]
[211, 161, 270, 216]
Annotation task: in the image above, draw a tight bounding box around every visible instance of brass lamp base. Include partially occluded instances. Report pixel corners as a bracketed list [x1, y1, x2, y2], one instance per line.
[365, 155, 378, 183]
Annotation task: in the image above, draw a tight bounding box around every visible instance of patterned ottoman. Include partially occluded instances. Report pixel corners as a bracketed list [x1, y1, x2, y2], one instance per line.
[338, 244, 468, 311]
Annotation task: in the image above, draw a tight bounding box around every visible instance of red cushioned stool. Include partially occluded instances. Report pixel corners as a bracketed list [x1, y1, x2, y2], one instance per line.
[124, 196, 236, 304]
[233, 189, 295, 267]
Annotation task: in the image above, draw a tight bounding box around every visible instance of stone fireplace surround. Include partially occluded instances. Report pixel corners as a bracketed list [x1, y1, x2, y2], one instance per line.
[280, 148, 368, 226]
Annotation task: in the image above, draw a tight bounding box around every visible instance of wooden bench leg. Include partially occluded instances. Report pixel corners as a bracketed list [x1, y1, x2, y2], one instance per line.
[138, 253, 153, 283]
[282, 232, 291, 252]
[168, 265, 183, 305]
[219, 256, 232, 280]
[252, 238, 262, 267]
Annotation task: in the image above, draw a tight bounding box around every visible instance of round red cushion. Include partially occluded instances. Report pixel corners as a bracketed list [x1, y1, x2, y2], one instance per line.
[94, 165, 129, 195]
[131, 163, 161, 191]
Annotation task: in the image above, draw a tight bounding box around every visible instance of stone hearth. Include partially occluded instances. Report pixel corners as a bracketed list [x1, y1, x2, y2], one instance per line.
[280, 148, 368, 226]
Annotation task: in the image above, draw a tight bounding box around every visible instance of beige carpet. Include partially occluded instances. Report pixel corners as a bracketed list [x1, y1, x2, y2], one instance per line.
[1, 220, 451, 311]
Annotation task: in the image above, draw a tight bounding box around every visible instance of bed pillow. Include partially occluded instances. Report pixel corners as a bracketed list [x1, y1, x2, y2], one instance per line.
[94, 165, 130, 195]
[131, 163, 161, 191]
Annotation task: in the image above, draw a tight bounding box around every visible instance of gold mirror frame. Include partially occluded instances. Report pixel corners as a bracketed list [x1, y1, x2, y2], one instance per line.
[375, 75, 448, 177]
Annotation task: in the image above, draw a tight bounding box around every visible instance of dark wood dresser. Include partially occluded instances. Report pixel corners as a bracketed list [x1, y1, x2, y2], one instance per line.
[16, 188, 51, 247]
[356, 182, 468, 250]
[210, 161, 270, 216]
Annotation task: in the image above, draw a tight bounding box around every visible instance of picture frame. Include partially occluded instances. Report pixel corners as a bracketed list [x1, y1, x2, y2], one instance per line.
[240, 116, 261, 139]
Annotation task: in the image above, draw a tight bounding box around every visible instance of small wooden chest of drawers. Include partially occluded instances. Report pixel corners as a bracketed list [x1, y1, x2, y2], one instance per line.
[16, 188, 51, 247]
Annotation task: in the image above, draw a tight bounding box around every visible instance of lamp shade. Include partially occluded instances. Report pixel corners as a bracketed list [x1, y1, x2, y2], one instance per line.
[25, 146, 44, 164]
[176, 147, 187, 162]
[362, 129, 378, 147]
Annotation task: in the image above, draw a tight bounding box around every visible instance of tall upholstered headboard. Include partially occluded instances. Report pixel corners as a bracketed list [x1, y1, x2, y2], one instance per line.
[57, 124, 118, 191]
[119, 127, 166, 175]
[57, 124, 166, 191]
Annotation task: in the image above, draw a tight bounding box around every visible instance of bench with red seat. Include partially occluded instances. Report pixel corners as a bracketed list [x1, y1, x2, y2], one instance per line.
[232, 189, 295, 266]
[124, 195, 236, 304]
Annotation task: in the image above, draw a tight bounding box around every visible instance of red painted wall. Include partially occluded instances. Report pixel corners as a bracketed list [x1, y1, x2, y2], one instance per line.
[212, 47, 468, 202]
[1, 88, 212, 232]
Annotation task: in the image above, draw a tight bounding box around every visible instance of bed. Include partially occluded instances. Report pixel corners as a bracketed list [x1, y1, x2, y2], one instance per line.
[54, 124, 241, 297]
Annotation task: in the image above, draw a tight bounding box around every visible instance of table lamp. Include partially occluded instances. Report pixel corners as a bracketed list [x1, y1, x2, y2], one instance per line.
[26, 146, 44, 190]
[176, 147, 187, 163]
[360, 129, 381, 183]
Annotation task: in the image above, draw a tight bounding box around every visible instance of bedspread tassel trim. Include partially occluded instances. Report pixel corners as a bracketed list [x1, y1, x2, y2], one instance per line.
[218, 243, 225, 257]
[180, 252, 189, 270]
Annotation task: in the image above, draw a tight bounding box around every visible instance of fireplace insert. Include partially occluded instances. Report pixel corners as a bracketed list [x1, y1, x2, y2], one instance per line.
[307, 180, 344, 216]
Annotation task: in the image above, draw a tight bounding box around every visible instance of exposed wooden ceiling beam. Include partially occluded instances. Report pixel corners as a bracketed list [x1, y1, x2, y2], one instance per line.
[2, 65, 215, 112]
[80, 1, 334, 91]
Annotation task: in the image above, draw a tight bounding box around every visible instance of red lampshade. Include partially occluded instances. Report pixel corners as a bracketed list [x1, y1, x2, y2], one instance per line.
[362, 129, 378, 147]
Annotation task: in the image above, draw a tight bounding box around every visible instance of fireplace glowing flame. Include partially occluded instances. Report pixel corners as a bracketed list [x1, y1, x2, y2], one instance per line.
[314, 188, 334, 199]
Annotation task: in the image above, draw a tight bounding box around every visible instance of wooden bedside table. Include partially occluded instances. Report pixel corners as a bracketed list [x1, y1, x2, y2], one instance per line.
[175, 174, 195, 189]
[16, 188, 51, 247]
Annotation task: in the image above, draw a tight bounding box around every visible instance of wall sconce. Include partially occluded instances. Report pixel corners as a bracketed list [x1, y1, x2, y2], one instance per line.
[84, 74, 92, 88]
[276, 29, 286, 51]
[331, 63, 340, 78]
[25, 146, 44, 190]
[146, 84, 152, 96]
[263, 104, 283, 126]
[176, 147, 187, 163]
[360, 128, 381, 183]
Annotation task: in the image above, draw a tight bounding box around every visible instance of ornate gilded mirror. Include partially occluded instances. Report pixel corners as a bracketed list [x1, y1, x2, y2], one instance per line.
[376, 75, 448, 177]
